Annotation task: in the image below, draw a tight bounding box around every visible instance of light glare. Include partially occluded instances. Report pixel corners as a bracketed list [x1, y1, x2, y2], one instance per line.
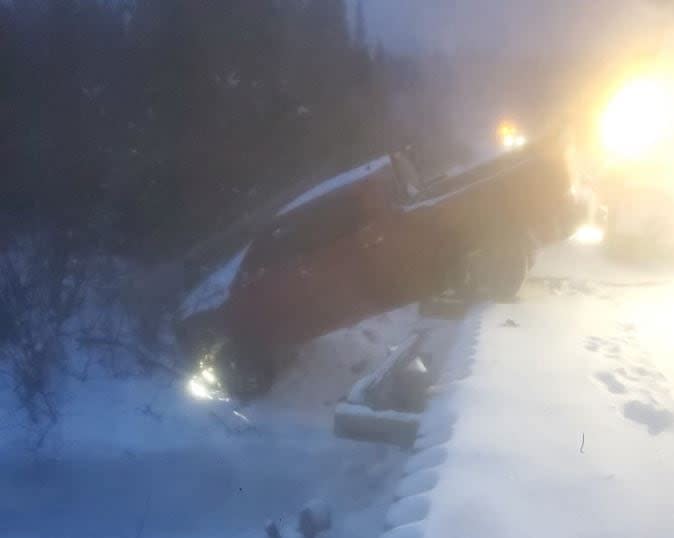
[188, 378, 214, 400]
[601, 78, 674, 160]
[572, 225, 604, 245]
[201, 368, 217, 385]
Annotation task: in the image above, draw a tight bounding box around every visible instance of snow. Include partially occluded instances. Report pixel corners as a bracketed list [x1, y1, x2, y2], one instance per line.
[531, 236, 674, 285]
[18, 218, 674, 538]
[335, 402, 419, 424]
[393, 470, 439, 500]
[380, 522, 426, 538]
[402, 446, 448, 476]
[385, 494, 430, 529]
[276, 156, 391, 216]
[406, 240, 674, 538]
[3, 303, 441, 538]
[179, 244, 250, 319]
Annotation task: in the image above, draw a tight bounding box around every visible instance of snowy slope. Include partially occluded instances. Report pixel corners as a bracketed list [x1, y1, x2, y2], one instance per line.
[384, 241, 674, 538]
[3, 304, 448, 538]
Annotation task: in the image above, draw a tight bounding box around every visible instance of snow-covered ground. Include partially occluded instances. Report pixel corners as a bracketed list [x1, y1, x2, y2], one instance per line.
[10, 233, 674, 538]
[1, 303, 457, 538]
[384, 239, 674, 538]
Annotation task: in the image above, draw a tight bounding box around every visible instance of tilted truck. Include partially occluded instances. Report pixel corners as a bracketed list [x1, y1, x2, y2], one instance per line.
[177, 131, 585, 397]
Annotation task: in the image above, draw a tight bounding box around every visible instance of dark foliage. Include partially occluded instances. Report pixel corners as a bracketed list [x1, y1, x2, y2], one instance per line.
[0, 0, 466, 427]
[2, 0, 459, 264]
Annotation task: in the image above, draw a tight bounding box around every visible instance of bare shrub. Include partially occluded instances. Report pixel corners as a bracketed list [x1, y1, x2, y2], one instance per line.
[0, 229, 88, 423]
[0, 220, 190, 433]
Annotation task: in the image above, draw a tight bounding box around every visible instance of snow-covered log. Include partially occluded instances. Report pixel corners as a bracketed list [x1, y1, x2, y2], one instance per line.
[346, 334, 422, 409]
[334, 402, 420, 448]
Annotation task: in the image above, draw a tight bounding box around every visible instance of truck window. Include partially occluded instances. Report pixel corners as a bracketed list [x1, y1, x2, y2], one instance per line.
[243, 188, 365, 272]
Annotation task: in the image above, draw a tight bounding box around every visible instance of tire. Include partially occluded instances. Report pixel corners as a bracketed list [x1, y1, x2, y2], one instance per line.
[464, 238, 528, 302]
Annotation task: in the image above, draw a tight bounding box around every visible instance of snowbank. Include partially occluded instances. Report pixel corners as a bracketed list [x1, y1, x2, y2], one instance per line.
[3, 303, 437, 538]
[380, 308, 483, 538]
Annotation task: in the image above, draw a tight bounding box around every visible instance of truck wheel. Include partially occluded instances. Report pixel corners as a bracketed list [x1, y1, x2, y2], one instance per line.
[464, 239, 528, 302]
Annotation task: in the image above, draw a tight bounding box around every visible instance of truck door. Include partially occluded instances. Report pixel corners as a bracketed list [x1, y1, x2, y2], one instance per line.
[354, 153, 446, 309]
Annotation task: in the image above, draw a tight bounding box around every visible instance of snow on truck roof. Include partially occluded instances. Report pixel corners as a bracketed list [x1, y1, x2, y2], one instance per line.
[276, 155, 391, 216]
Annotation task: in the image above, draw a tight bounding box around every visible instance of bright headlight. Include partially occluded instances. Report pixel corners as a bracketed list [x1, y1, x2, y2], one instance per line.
[499, 122, 527, 150]
[187, 358, 229, 401]
[600, 77, 674, 161]
[201, 367, 218, 385]
[188, 377, 214, 400]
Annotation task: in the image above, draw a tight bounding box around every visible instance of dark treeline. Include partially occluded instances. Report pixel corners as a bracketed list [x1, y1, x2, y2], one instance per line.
[2, 0, 459, 263]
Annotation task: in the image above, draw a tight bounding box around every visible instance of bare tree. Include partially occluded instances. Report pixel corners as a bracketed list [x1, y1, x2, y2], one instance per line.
[0, 229, 88, 423]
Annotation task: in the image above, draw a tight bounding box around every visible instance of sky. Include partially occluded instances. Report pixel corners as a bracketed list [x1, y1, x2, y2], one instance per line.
[359, 0, 666, 57]
[355, 0, 670, 151]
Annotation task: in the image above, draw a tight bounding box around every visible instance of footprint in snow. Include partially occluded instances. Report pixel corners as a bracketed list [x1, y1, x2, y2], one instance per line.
[588, 329, 673, 427]
[585, 336, 603, 352]
[594, 371, 627, 394]
[623, 400, 674, 435]
[584, 336, 630, 360]
[594, 361, 670, 401]
[614, 367, 639, 383]
[586, 342, 600, 352]
[605, 343, 622, 359]
[631, 366, 667, 383]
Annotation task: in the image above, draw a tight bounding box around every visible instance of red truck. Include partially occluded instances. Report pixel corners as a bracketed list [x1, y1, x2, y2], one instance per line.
[178, 132, 583, 396]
